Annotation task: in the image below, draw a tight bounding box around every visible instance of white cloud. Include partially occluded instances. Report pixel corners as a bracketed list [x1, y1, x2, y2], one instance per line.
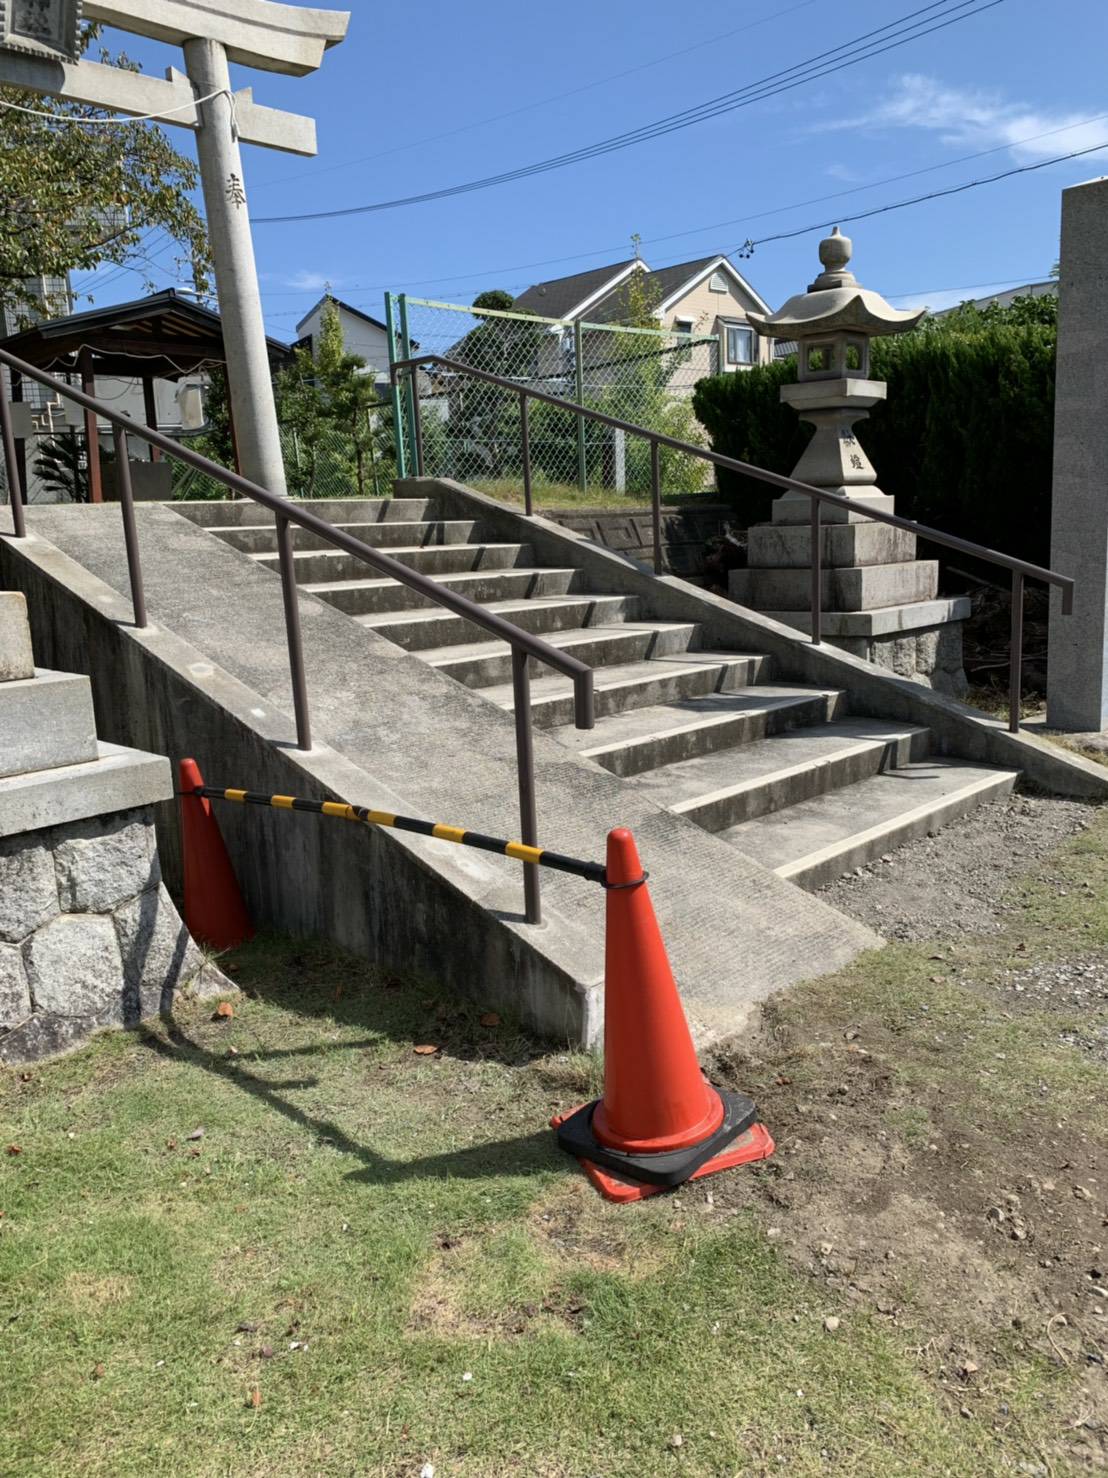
[835, 74, 1108, 162]
[825, 161, 863, 182]
[280, 269, 341, 292]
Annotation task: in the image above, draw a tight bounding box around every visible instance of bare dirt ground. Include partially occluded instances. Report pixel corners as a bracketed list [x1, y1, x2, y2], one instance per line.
[819, 792, 1098, 940]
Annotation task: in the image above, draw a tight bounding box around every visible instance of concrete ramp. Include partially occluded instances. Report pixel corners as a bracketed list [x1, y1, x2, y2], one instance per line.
[0, 501, 882, 1046]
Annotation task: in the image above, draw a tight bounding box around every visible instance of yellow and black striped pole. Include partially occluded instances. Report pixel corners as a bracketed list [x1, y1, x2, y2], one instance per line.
[185, 785, 609, 886]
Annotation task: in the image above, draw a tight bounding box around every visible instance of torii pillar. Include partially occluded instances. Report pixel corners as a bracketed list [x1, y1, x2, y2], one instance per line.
[0, 0, 350, 499]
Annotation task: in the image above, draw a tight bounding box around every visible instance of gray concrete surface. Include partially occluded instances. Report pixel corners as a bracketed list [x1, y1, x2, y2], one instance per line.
[2, 504, 883, 1048]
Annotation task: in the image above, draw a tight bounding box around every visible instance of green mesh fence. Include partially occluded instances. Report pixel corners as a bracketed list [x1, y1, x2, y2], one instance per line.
[389, 295, 719, 501]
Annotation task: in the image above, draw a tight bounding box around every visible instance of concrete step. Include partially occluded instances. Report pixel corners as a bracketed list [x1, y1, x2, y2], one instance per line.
[303, 566, 581, 616]
[172, 497, 436, 528]
[634, 718, 931, 832]
[356, 593, 643, 651]
[213, 519, 487, 555]
[551, 685, 841, 777]
[721, 757, 1017, 890]
[426, 621, 700, 689]
[253, 542, 534, 584]
[484, 651, 770, 728]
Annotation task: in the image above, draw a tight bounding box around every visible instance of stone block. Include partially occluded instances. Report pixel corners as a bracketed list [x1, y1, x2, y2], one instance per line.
[771, 489, 897, 525]
[0, 1009, 107, 1065]
[0, 669, 99, 779]
[0, 593, 34, 682]
[0, 835, 59, 942]
[0, 744, 172, 840]
[0, 941, 31, 1030]
[53, 811, 158, 913]
[113, 883, 209, 1024]
[746, 520, 916, 569]
[23, 913, 123, 1020]
[731, 560, 939, 612]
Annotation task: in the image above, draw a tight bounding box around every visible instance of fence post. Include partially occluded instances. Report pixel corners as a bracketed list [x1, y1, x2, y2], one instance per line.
[398, 294, 420, 478]
[574, 319, 586, 494]
[384, 294, 409, 480]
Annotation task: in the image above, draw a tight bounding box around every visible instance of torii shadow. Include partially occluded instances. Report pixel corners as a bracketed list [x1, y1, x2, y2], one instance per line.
[137, 1016, 564, 1188]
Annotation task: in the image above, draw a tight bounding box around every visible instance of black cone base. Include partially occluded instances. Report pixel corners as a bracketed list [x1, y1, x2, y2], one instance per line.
[554, 1088, 758, 1188]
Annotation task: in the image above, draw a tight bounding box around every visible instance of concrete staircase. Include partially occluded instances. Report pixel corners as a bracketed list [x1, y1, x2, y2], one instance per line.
[182, 494, 1018, 891]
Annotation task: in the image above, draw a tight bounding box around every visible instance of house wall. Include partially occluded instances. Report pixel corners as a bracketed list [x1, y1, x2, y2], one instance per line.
[298, 304, 390, 375]
[660, 272, 770, 368]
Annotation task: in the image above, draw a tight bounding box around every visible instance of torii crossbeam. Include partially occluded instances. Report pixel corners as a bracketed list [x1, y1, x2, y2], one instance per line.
[0, 0, 351, 496]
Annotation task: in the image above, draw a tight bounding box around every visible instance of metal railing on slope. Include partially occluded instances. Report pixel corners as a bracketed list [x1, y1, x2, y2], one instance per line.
[392, 353, 1074, 737]
[0, 346, 596, 927]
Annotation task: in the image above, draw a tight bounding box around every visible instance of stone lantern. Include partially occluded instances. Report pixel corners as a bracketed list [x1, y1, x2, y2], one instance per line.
[730, 228, 970, 695]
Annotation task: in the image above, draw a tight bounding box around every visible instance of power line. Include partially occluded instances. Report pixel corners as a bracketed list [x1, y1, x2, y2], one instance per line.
[248, 0, 823, 195]
[735, 138, 1108, 255]
[252, 109, 1108, 305]
[253, 0, 1004, 225]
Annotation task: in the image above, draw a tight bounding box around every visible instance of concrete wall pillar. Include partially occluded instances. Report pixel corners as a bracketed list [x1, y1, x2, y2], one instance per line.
[183, 37, 287, 496]
[1047, 177, 1108, 731]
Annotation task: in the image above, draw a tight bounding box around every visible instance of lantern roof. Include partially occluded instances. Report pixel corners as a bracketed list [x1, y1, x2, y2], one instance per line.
[748, 227, 925, 341]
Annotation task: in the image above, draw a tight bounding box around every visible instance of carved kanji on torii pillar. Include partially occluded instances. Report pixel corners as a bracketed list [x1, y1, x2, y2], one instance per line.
[0, 0, 350, 497]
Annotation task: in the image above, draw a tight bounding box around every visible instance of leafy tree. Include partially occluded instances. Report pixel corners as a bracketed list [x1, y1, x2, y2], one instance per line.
[33, 434, 89, 502]
[442, 290, 545, 480]
[0, 24, 209, 320]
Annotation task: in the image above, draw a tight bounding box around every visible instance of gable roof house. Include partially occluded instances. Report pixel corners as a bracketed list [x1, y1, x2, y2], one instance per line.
[295, 296, 391, 389]
[514, 253, 771, 372]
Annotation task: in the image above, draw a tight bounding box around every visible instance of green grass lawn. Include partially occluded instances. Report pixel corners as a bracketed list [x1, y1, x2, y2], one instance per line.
[5, 815, 1108, 1475]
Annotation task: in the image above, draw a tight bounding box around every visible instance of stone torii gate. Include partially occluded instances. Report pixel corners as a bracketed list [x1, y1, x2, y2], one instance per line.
[0, 0, 350, 496]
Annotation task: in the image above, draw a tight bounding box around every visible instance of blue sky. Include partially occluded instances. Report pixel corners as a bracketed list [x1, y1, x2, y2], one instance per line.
[85, 0, 1108, 340]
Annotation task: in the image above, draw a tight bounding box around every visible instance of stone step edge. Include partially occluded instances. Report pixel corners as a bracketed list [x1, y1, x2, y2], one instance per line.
[774, 768, 1017, 885]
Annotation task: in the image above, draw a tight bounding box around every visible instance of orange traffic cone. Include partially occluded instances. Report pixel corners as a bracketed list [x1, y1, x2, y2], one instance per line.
[552, 827, 773, 1203]
[178, 758, 254, 950]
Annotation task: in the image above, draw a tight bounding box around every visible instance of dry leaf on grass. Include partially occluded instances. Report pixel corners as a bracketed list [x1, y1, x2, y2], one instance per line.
[212, 1002, 234, 1021]
[480, 1012, 501, 1027]
[247, 1387, 262, 1409]
[413, 1044, 440, 1056]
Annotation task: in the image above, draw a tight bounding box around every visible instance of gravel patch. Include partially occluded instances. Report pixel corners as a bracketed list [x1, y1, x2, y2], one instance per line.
[817, 793, 1099, 941]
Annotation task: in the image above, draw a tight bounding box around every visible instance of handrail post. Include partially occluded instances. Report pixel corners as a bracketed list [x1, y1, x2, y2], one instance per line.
[810, 497, 822, 646]
[511, 647, 542, 926]
[650, 440, 663, 576]
[520, 391, 533, 516]
[0, 383, 26, 538]
[1009, 570, 1024, 734]
[111, 427, 148, 628]
[275, 513, 312, 751]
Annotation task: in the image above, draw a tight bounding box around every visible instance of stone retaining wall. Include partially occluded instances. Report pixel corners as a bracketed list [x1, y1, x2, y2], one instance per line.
[543, 503, 731, 578]
[0, 803, 227, 1064]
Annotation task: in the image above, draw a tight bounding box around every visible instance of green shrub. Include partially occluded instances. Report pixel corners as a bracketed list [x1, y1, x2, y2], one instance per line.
[691, 296, 1058, 565]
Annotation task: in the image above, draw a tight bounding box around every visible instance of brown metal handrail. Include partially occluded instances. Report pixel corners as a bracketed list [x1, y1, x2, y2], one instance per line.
[0, 346, 597, 927]
[393, 353, 1074, 736]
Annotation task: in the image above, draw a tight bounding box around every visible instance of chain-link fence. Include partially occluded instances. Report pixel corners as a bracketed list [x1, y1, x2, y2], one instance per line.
[387, 294, 719, 502]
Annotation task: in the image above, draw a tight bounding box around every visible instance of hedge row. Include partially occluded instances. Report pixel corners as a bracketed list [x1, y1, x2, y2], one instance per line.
[691, 297, 1058, 567]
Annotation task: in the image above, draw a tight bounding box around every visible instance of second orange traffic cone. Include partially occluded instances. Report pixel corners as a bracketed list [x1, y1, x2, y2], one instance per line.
[178, 758, 254, 950]
[553, 827, 773, 1203]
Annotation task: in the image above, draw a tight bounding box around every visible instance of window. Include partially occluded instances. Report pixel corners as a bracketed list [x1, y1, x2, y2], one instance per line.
[709, 271, 728, 293]
[672, 316, 695, 337]
[725, 324, 754, 365]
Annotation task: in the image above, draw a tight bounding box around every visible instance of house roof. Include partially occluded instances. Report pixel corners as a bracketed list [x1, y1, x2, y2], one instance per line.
[295, 295, 388, 336]
[513, 253, 769, 326]
[513, 260, 637, 320]
[0, 288, 292, 380]
[585, 254, 721, 324]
